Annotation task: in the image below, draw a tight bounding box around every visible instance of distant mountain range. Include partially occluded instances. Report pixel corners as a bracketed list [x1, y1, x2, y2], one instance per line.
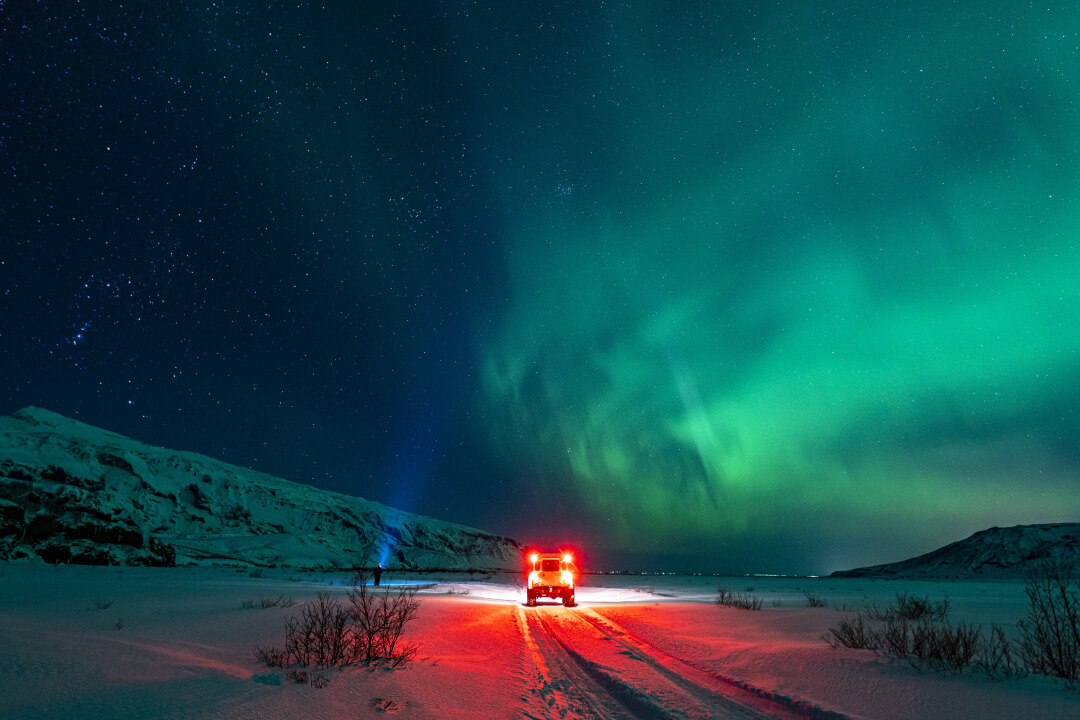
[0, 407, 522, 570]
[832, 523, 1080, 579]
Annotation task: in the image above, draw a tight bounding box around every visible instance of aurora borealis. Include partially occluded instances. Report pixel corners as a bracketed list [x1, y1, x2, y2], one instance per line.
[3, 2, 1080, 573]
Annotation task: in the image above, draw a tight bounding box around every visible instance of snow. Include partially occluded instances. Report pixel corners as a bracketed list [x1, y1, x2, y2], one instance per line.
[0, 407, 521, 570]
[4, 408, 1080, 716]
[2, 565, 1078, 719]
[831, 523, 1080, 580]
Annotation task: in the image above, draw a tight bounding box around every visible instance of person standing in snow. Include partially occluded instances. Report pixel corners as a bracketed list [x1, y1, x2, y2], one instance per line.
[374, 562, 383, 586]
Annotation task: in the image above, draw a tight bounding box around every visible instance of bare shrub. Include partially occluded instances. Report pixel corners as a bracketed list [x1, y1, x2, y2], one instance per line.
[255, 569, 421, 670]
[877, 617, 911, 656]
[113, 617, 125, 631]
[94, 598, 114, 610]
[716, 587, 763, 611]
[803, 590, 827, 608]
[823, 615, 877, 650]
[910, 621, 980, 673]
[254, 645, 288, 667]
[862, 601, 892, 622]
[1017, 560, 1080, 686]
[864, 591, 949, 623]
[977, 624, 1026, 681]
[346, 569, 421, 666]
[284, 592, 353, 667]
[243, 596, 295, 609]
[264, 595, 294, 608]
[895, 591, 949, 622]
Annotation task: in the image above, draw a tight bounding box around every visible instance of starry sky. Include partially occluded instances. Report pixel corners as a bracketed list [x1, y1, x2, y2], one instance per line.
[3, 1, 1080, 574]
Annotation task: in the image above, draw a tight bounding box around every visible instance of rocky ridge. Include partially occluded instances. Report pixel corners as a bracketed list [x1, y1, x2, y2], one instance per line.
[832, 523, 1080, 579]
[0, 407, 522, 570]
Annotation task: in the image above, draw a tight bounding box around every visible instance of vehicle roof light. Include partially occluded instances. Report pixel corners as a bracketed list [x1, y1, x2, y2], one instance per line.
[530, 553, 538, 563]
[563, 553, 572, 563]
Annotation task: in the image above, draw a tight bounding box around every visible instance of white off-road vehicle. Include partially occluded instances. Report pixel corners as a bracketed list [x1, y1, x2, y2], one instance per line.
[526, 552, 576, 607]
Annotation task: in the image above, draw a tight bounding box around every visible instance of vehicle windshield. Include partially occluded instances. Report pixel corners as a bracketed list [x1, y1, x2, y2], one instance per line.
[540, 559, 560, 572]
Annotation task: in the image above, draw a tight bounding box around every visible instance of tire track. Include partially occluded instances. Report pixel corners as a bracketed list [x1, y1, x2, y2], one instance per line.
[539, 608, 790, 720]
[578, 608, 851, 720]
[516, 604, 639, 720]
[518, 604, 816, 720]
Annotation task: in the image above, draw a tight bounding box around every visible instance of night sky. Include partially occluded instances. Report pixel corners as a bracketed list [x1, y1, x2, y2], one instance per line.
[4, 1, 1080, 574]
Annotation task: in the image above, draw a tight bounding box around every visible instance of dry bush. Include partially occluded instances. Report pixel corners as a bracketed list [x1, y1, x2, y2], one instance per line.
[242, 596, 292, 610]
[253, 645, 288, 667]
[260, 595, 295, 608]
[895, 591, 950, 622]
[823, 614, 878, 650]
[715, 587, 763, 611]
[347, 569, 421, 667]
[827, 568, 1080, 684]
[826, 612, 980, 676]
[803, 590, 827, 608]
[876, 617, 911, 656]
[866, 591, 949, 622]
[1017, 560, 1080, 686]
[977, 624, 1026, 681]
[909, 621, 980, 673]
[285, 592, 353, 667]
[254, 569, 420, 670]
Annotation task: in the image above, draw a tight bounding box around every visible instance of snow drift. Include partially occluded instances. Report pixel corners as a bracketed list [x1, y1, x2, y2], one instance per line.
[831, 523, 1080, 579]
[0, 407, 522, 570]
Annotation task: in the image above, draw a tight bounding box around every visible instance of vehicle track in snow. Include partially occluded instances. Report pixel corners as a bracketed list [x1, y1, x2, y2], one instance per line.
[517, 604, 637, 720]
[517, 604, 815, 720]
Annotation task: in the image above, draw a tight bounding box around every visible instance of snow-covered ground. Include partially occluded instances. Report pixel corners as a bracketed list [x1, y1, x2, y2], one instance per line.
[2, 564, 1077, 719]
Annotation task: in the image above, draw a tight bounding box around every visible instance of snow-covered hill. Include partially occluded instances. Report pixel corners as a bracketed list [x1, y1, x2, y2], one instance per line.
[832, 523, 1080, 579]
[0, 407, 522, 570]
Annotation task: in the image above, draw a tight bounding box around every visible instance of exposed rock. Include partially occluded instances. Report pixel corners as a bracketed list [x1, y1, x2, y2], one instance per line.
[0, 407, 522, 570]
[831, 523, 1080, 579]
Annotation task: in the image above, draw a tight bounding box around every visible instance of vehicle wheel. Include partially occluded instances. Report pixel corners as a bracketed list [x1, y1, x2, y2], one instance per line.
[526, 590, 536, 607]
[565, 592, 575, 607]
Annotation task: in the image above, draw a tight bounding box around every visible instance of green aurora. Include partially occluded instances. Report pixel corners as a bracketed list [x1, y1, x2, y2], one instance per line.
[471, 2, 1080, 572]
[6, 1, 1080, 575]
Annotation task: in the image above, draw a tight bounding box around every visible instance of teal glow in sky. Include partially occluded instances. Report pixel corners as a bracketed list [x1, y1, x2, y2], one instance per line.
[473, 2, 1080, 572]
[5, 1, 1079, 575]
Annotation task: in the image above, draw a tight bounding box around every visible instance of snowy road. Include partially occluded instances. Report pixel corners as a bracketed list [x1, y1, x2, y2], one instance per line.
[518, 603, 810, 720]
